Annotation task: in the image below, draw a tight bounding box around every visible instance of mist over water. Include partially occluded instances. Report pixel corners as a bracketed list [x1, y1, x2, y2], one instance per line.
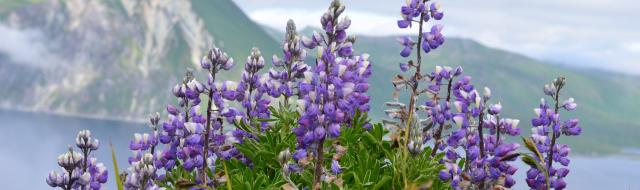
[1, 110, 639, 190]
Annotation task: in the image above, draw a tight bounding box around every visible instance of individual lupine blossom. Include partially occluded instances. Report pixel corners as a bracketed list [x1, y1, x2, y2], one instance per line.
[271, 20, 309, 104]
[47, 130, 108, 190]
[124, 153, 163, 190]
[526, 77, 581, 190]
[296, 0, 372, 183]
[397, 0, 444, 59]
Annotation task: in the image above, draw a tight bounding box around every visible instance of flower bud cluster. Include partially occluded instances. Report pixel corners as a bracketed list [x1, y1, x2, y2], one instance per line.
[271, 20, 310, 102]
[47, 130, 108, 190]
[124, 153, 160, 190]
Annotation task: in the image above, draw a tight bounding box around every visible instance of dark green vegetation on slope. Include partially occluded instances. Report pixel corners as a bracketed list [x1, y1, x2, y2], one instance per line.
[266, 26, 640, 154]
[357, 36, 640, 154]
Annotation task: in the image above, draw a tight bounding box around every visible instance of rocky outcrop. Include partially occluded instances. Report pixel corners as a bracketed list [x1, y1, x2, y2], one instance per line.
[0, 0, 214, 121]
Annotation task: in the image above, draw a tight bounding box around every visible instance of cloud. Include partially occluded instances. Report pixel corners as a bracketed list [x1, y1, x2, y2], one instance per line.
[247, 8, 412, 36]
[623, 42, 640, 53]
[0, 23, 59, 68]
[237, 0, 640, 74]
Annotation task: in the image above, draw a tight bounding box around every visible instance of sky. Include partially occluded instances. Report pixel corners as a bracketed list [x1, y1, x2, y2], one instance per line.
[232, 0, 640, 75]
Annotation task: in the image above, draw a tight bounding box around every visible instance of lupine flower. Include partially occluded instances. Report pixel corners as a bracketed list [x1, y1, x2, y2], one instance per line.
[47, 130, 107, 190]
[397, 0, 445, 56]
[421, 68, 521, 189]
[236, 47, 272, 129]
[397, 0, 426, 28]
[271, 20, 309, 105]
[331, 159, 343, 174]
[398, 36, 415, 57]
[525, 77, 581, 190]
[421, 24, 445, 53]
[429, 3, 444, 20]
[124, 153, 159, 190]
[151, 54, 250, 188]
[386, 2, 448, 171]
[294, 0, 372, 186]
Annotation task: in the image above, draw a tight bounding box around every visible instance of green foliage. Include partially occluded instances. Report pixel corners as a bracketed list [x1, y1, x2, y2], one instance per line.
[109, 141, 124, 190]
[223, 105, 300, 189]
[214, 105, 451, 190]
[520, 137, 550, 189]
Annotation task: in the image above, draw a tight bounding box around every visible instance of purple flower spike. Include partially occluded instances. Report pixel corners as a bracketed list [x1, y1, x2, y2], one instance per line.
[47, 130, 108, 189]
[525, 77, 581, 190]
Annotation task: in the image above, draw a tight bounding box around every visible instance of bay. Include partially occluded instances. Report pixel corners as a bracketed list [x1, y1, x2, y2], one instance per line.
[1, 110, 639, 189]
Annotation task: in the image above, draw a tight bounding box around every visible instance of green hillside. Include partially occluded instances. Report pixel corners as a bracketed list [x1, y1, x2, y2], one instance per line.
[359, 36, 640, 154]
[190, 0, 279, 76]
[0, 0, 279, 120]
[265, 27, 640, 154]
[1, 0, 638, 154]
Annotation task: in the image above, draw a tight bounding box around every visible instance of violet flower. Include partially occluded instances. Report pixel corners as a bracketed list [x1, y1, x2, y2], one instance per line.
[272, 20, 309, 106]
[406, 66, 521, 189]
[525, 77, 581, 190]
[123, 153, 159, 190]
[47, 130, 108, 190]
[296, 0, 372, 186]
[386, 0, 447, 168]
[237, 47, 272, 129]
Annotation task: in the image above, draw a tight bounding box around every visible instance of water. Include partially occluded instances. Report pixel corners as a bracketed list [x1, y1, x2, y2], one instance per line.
[0, 110, 148, 189]
[1, 110, 639, 189]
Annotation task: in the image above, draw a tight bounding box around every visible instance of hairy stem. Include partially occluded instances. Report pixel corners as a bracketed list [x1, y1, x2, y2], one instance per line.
[401, 3, 428, 186]
[546, 87, 561, 188]
[430, 78, 453, 157]
[201, 68, 217, 185]
[313, 140, 325, 190]
[478, 111, 486, 158]
[82, 149, 88, 173]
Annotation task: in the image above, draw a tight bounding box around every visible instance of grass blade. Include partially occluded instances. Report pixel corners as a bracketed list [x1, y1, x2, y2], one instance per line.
[109, 140, 124, 190]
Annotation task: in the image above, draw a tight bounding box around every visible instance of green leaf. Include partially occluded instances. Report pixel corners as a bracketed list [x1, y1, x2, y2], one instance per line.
[500, 153, 521, 161]
[522, 136, 544, 162]
[223, 161, 233, 190]
[521, 154, 547, 176]
[520, 154, 538, 169]
[372, 176, 391, 190]
[109, 141, 124, 190]
[457, 158, 466, 170]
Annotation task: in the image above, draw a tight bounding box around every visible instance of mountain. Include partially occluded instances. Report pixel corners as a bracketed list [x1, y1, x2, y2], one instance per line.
[0, 0, 278, 121]
[1, 0, 638, 154]
[266, 26, 640, 154]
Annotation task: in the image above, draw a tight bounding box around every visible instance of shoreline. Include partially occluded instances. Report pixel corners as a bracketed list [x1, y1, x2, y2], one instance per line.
[0, 106, 146, 124]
